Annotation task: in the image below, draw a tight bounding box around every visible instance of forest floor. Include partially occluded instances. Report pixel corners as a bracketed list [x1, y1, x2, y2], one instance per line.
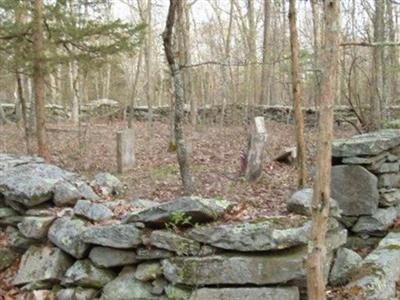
[0, 119, 356, 221]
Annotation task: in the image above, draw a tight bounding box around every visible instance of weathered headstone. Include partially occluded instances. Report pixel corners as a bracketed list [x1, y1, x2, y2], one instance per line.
[116, 129, 135, 173]
[245, 117, 267, 181]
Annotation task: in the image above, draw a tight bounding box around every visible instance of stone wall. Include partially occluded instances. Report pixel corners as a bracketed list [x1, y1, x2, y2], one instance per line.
[0, 154, 348, 300]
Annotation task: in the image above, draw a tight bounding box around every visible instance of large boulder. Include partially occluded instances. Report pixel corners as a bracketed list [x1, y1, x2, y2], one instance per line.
[190, 287, 300, 300]
[48, 217, 90, 259]
[287, 188, 341, 218]
[331, 165, 379, 216]
[81, 224, 142, 248]
[346, 232, 400, 299]
[186, 216, 310, 252]
[0, 158, 97, 208]
[100, 266, 158, 300]
[13, 246, 73, 286]
[123, 196, 232, 227]
[63, 259, 116, 288]
[332, 130, 400, 157]
[89, 247, 137, 268]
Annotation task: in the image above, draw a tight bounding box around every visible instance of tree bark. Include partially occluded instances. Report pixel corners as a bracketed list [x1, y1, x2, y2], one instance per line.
[310, 0, 321, 107]
[163, 0, 195, 195]
[260, 0, 271, 105]
[289, 0, 307, 188]
[307, 1, 340, 299]
[33, 0, 50, 160]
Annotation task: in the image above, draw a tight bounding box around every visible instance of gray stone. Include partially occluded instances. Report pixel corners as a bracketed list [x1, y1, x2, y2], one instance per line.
[345, 235, 381, 250]
[123, 196, 232, 227]
[378, 173, 400, 188]
[6, 226, 39, 251]
[0, 154, 44, 171]
[93, 172, 123, 196]
[0, 207, 18, 218]
[347, 232, 400, 299]
[0, 215, 24, 227]
[339, 216, 358, 228]
[342, 152, 387, 165]
[332, 130, 400, 157]
[149, 230, 201, 256]
[376, 162, 399, 173]
[0, 162, 95, 208]
[151, 278, 168, 295]
[379, 189, 400, 207]
[89, 247, 137, 268]
[56, 288, 98, 300]
[162, 248, 307, 286]
[13, 245, 73, 286]
[17, 216, 55, 240]
[186, 217, 310, 252]
[100, 266, 158, 300]
[53, 181, 82, 207]
[48, 217, 90, 259]
[287, 188, 341, 218]
[81, 224, 142, 248]
[331, 165, 379, 216]
[352, 207, 397, 235]
[329, 248, 362, 286]
[189, 287, 300, 300]
[134, 262, 162, 282]
[74, 200, 113, 221]
[0, 247, 17, 271]
[165, 285, 192, 300]
[136, 247, 173, 261]
[63, 259, 116, 288]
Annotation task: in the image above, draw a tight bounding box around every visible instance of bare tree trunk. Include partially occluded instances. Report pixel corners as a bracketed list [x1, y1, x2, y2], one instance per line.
[163, 0, 195, 194]
[370, 0, 384, 130]
[33, 0, 50, 160]
[69, 62, 80, 126]
[311, 0, 321, 107]
[289, 0, 307, 188]
[387, 0, 398, 108]
[144, 0, 154, 134]
[260, 0, 271, 105]
[16, 72, 32, 154]
[128, 48, 143, 129]
[307, 1, 340, 299]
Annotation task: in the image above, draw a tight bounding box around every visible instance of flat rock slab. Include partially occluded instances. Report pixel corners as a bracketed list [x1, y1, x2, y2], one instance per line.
[347, 232, 400, 299]
[64, 259, 116, 288]
[0, 154, 44, 171]
[149, 230, 201, 256]
[162, 248, 307, 286]
[81, 224, 142, 248]
[74, 200, 113, 221]
[48, 217, 90, 259]
[100, 266, 158, 300]
[123, 196, 232, 227]
[0, 159, 96, 208]
[13, 245, 73, 286]
[89, 247, 137, 268]
[331, 165, 379, 216]
[186, 216, 310, 252]
[57, 288, 98, 300]
[352, 207, 397, 235]
[136, 247, 173, 261]
[332, 130, 400, 157]
[190, 287, 300, 300]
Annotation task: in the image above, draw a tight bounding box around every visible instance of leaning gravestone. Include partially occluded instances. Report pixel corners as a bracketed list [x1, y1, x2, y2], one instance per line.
[116, 129, 135, 173]
[245, 116, 267, 181]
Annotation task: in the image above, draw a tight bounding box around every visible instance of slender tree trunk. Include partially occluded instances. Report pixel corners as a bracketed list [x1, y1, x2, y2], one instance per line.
[16, 72, 32, 154]
[260, 0, 271, 105]
[387, 0, 398, 108]
[247, 0, 257, 115]
[307, 1, 340, 299]
[33, 0, 50, 160]
[69, 62, 80, 126]
[128, 48, 144, 129]
[163, 0, 195, 194]
[289, 0, 307, 188]
[144, 0, 154, 135]
[311, 0, 321, 107]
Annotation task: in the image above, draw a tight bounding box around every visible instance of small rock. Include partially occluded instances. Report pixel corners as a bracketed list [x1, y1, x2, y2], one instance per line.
[151, 278, 168, 295]
[56, 288, 98, 300]
[6, 226, 39, 251]
[378, 173, 400, 188]
[0, 207, 18, 218]
[13, 245, 73, 286]
[329, 248, 362, 286]
[74, 200, 113, 221]
[48, 217, 90, 258]
[53, 181, 82, 207]
[17, 216, 55, 240]
[149, 230, 201, 256]
[165, 285, 192, 300]
[189, 287, 300, 300]
[136, 247, 173, 261]
[100, 266, 158, 300]
[287, 188, 341, 218]
[81, 224, 142, 249]
[93, 172, 123, 196]
[63, 259, 116, 288]
[380, 189, 400, 207]
[376, 162, 400, 173]
[0, 247, 17, 271]
[134, 262, 162, 281]
[352, 207, 397, 235]
[123, 196, 232, 227]
[89, 247, 137, 268]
